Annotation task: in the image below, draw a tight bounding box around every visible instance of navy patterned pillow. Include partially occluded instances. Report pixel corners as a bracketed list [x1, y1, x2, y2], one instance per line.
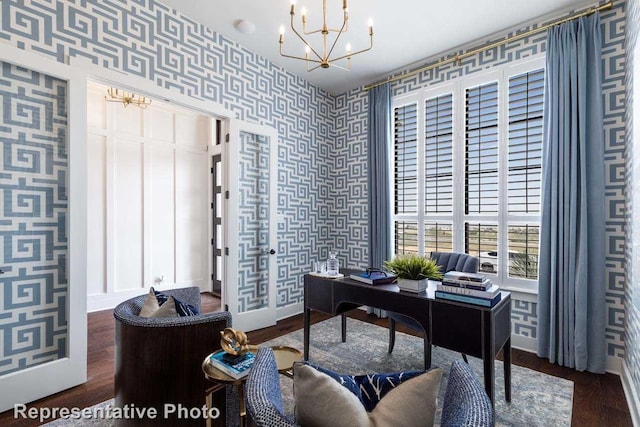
[152, 288, 200, 317]
[309, 363, 424, 411]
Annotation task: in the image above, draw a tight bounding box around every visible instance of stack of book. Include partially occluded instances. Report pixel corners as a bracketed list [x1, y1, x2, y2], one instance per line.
[435, 271, 501, 307]
[350, 270, 397, 285]
[209, 351, 256, 379]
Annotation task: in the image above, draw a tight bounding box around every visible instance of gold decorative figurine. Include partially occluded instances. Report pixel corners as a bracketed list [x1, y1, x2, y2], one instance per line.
[220, 328, 259, 356]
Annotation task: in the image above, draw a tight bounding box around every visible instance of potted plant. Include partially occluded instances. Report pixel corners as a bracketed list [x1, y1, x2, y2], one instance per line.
[383, 254, 443, 293]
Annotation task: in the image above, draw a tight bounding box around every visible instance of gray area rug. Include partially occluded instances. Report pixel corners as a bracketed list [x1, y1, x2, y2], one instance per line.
[44, 316, 573, 426]
[262, 316, 573, 427]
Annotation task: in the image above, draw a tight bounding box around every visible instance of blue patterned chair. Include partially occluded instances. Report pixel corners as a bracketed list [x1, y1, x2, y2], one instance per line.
[245, 348, 494, 427]
[387, 252, 479, 362]
[245, 347, 297, 427]
[113, 287, 238, 426]
[441, 359, 495, 426]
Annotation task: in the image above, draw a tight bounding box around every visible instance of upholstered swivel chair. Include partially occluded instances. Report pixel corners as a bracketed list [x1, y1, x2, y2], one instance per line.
[387, 252, 479, 361]
[441, 359, 495, 426]
[113, 287, 237, 426]
[245, 347, 297, 427]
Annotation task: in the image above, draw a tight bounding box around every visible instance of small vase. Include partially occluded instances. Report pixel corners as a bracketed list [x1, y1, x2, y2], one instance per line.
[397, 278, 428, 293]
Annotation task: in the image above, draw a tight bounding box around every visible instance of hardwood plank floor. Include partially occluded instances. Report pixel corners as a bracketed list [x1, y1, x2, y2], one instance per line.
[0, 293, 632, 426]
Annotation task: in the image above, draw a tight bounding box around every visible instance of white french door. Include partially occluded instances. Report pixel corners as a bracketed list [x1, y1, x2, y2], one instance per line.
[224, 121, 278, 331]
[0, 45, 87, 411]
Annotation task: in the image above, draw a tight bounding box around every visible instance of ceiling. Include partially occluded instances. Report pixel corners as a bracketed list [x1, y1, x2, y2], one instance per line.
[159, 0, 593, 95]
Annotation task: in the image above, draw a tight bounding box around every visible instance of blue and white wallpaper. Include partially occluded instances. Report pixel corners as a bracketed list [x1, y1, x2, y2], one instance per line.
[0, 61, 69, 375]
[0, 0, 633, 373]
[333, 1, 628, 357]
[0, 0, 337, 317]
[624, 0, 639, 406]
[237, 131, 270, 312]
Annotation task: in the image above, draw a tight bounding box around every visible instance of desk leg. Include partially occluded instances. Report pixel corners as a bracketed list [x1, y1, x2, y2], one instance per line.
[341, 313, 347, 342]
[504, 337, 511, 402]
[304, 308, 310, 360]
[483, 352, 496, 407]
[423, 340, 432, 371]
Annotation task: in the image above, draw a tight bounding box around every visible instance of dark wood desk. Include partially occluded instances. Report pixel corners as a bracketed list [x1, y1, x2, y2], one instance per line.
[303, 271, 511, 405]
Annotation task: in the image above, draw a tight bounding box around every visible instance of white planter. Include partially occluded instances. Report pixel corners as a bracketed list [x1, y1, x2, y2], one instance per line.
[397, 278, 428, 293]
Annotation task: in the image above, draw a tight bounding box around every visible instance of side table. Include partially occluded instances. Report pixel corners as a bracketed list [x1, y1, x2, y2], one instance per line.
[202, 346, 302, 427]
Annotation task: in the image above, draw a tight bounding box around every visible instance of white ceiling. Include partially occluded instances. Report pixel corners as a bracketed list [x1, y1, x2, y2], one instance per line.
[159, 0, 593, 95]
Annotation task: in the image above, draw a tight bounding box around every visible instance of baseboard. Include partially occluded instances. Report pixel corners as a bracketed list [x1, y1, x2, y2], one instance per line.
[622, 360, 640, 427]
[277, 302, 303, 321]
[86, 284, 182, 312]
[88, 290, 141, 312]
[511, 334, 536, 352]
[606, 355, 622, 375]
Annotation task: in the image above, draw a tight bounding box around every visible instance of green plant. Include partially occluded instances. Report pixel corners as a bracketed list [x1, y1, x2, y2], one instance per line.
[383, 254, 443, 281]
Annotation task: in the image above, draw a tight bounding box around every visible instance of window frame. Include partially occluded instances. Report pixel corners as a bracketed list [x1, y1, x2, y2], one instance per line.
[390, 54, 545, 293]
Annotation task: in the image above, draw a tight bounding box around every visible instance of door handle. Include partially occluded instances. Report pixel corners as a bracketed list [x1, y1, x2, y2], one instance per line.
[260, 249, 277, 255]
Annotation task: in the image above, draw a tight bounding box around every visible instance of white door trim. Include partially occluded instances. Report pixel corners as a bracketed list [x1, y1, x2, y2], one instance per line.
[0, 43, 87, 412]
[225, 120, 279, 332]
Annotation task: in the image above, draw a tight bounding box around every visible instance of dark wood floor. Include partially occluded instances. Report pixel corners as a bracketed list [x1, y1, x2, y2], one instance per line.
[0, 292, 632, 426]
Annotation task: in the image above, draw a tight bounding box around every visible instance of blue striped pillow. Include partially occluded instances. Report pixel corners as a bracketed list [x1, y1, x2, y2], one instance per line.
[152, 288, 200, 317]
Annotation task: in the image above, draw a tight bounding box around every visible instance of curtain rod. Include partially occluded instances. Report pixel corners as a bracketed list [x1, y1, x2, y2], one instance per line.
[363, 1, 613, 91]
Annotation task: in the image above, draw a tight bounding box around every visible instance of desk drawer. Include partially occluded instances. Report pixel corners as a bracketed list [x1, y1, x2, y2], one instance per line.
[431, 303, 482, 357]
[304, 276, 335, 314]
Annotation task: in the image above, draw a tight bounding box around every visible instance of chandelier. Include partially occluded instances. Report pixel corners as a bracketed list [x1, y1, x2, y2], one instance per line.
[105, 87, 152, 109]
[279, 0, 373, 71]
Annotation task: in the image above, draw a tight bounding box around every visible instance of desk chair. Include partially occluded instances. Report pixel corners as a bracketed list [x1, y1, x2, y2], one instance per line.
[387, 252, 479, 363]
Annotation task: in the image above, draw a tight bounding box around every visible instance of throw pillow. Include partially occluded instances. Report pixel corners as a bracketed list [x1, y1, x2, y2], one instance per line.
[139, 288, 160, 317]
[311, 364, 425, 411]
[148, 296, 179, 318]
[294, 364, 441, 427]
[152, 288, 199, 317]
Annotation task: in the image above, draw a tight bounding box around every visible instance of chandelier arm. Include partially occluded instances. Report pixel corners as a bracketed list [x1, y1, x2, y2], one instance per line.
[280, 46, 323, 64]
[328, 62, 350, 71]
[325, 19, 347, 64]
[290, 14, 323, 61]
[329, 35, 373, 63]
[307, 63, 323, 72]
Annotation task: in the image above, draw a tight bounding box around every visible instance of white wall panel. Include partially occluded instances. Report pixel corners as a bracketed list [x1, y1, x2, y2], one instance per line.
[176, 150, 208, 287]
[150, 107, 175, 143]
[149, 146, 175, 284]
[86, 82, 212, 309]
[86, 134, 106, 296]
[113, 103, 143, 136]
[87, 88, 106, 130]
[176, 114, 208, 149]
[113, 139, 143, 291]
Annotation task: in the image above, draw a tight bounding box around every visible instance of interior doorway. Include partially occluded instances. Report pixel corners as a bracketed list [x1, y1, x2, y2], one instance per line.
[86, 81, 221, 311]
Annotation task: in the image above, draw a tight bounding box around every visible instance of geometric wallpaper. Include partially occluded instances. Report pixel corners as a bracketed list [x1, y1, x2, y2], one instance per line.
[0, 61, 68, 375]
[333, 1, 628, 359]
[0, 0, 631, 369]
[624, 0, 639, 401]
[0, 0, 337, 315]
[237, 131, 270, 313]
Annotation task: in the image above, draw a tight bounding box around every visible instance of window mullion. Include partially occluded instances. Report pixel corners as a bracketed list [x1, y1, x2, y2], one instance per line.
[497, 69, 509, 286]
[417, 94, 426, 256]
[452, 82, 465, 253]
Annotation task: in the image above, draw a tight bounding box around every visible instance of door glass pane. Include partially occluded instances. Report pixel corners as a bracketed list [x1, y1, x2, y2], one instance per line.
[0, 62, 68, 375]
[237, 131, 270, 312]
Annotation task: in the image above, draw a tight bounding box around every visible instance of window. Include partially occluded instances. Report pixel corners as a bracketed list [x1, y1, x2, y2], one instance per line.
[391, 57, 544, 291]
